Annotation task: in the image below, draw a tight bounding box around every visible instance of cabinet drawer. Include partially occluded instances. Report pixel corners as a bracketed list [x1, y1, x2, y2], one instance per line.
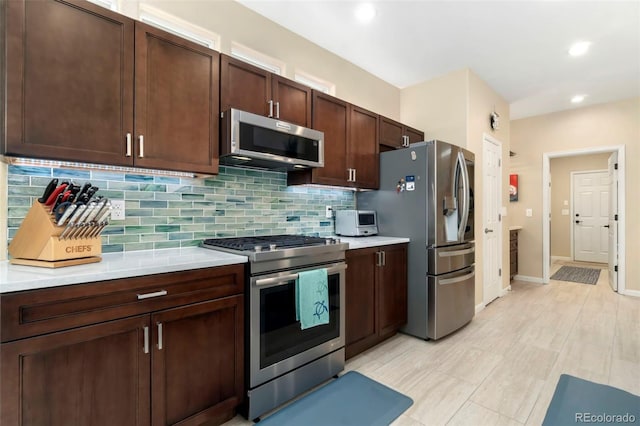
[1, 265, 244, 342]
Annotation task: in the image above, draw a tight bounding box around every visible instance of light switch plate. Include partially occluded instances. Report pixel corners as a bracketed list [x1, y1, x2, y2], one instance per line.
[526, 208, 533, 217]
[561, 209, 569, 216]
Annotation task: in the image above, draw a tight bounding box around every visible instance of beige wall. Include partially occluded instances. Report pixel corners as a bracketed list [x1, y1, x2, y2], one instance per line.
[510, 97, 640, 291]
[400, 69, 468, 147]
[144, 0, 400, 119]
[550, 154, 609, 258]
[401, 69, 511, 305]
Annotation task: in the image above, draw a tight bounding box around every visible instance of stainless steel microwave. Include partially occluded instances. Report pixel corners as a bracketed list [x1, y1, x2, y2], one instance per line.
[335, 210, 378, 236]
[220, 108, 324, 170]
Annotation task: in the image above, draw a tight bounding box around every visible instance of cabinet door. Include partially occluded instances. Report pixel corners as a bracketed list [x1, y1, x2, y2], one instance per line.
[220, 55, 270, 117]
[379, 116, 404, 149]
[345, 248, 378, 359]
[349, 106, 379, 189]
[134, 23, 219, 174]
[272, 75, 312, 127]
[310, 92, 349, 186]
[0, 315, 150, 426]
[151, 295, 243, 426]
[378, 245, 408, 337]
[4, 0, 134, 166]
[405, 125, 424, 144]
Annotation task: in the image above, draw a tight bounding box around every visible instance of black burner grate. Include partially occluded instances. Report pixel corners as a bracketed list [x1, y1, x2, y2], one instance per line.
[202, 234, 329, 251]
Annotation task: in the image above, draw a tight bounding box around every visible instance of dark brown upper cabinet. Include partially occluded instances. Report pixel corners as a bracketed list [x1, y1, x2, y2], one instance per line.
[349, 105, 379, 189]
[220, 55, 312, 127]
[288, 91, 379, 189]
[4, 0, 135, 166]
[379, 116, 424, 151]
[134, 22, 220, 174]
[3, 0, 220, 174]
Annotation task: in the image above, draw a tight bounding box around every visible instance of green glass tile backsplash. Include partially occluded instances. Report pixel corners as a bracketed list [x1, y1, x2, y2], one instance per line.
[6, 165, 355, 253]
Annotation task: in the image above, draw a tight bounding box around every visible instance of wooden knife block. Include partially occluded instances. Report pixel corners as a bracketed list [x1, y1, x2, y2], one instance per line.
[8, 202, 102, 268]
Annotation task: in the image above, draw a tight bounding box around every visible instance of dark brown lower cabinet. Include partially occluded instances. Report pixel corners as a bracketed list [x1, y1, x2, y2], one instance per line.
[1, 316, 151, 426]
[345, 244, 407, 359]
[0, 265, 244, 426]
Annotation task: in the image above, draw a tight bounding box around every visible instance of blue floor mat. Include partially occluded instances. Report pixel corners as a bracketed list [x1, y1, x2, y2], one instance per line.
[259, 371, 413, 426]
[543, 374, 640, 425]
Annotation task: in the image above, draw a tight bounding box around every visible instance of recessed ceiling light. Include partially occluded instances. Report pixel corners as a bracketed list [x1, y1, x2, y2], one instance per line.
[569, 41, 591, 57]
[354, 3, 376, 23]
[571, 95, 586, 104]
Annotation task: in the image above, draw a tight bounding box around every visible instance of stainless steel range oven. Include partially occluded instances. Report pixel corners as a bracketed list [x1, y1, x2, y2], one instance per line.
[202, 235, 348, 421]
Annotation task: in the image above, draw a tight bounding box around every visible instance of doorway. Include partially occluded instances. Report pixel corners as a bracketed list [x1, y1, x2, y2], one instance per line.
[542, 146, 626, 293]
[483, 134, 503, 305]
[571, 170, 609, 263]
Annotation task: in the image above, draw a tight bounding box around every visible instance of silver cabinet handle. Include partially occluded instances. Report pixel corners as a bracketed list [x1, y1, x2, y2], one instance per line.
[440, 271, 475, 285]
[276, 101, 280, 119]
[143, 326, 149, 354]
[382, 250, 386, 266]
[126, 133, 132, 157]
[484, 228, 493, 234]
[376, 251, 382, 266]
[347, 168, 352, 182]
[353, 168, 357, 182]
[137, 290, 167, 300]
[138, 135, 145, 158]
[157, 323, 163, 350]
[268, 100, 274, 117]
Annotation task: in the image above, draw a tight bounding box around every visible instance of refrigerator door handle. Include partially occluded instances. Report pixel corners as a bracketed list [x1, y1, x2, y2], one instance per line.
[438, 247, 475, 257]
[439, 271, 475, 285]
[457, 152, 471, 241]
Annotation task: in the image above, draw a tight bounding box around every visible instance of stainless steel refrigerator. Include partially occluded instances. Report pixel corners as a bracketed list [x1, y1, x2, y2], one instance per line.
[357, 140, 475, 340]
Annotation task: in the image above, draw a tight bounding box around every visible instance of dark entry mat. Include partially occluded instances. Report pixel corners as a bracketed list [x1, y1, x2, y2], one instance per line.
[550, 266, 600, 285]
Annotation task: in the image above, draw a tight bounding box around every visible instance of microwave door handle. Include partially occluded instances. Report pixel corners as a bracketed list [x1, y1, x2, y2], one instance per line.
[458, 152, 471, 241]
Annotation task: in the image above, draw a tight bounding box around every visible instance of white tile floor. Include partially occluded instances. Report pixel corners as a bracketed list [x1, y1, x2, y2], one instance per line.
[224, 261, 640, 425]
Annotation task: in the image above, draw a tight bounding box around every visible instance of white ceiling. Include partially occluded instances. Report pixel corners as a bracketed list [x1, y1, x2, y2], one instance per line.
[236, 0, 640, 119]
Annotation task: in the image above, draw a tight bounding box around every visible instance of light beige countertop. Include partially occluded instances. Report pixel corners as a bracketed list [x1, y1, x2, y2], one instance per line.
[509, 226, 523, 231]
[0, 247, 248, 294]
[336, 235, 410, 250]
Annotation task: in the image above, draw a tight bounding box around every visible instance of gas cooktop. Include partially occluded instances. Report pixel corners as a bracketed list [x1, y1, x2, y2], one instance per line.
[202, 234, 341, 252]
[201, 234, 348, 266]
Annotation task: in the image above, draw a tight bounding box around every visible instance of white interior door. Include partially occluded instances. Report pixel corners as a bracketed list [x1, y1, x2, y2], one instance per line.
[573, 171, 609, 263]
[607, 153, 618, 290]
[483, 136, 502, 304]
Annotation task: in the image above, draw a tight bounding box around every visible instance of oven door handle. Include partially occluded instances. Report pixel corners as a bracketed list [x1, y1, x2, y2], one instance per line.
[255, 264, 347, 287]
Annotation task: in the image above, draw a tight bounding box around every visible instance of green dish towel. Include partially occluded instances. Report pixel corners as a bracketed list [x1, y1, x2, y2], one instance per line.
[295, 268, 329, 330]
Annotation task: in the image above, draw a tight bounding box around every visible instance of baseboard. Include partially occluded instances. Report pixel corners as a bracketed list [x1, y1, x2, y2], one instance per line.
[551, 256, 572, 262]
[501, 285, 512, 296]
[475, 302, 485, 314]
[513, 275, 544, 284]
[622, 289, 640, 298]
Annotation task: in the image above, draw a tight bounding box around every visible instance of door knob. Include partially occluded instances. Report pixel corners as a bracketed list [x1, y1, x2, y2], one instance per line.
[575, 220, 581, 224]
[604, 225, 610, 228]
[484, 228, 493, 233]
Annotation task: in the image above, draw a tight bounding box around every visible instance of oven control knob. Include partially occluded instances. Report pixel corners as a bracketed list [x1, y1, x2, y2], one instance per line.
[269, 244, 277, 251]
[254, 245, 263, 253]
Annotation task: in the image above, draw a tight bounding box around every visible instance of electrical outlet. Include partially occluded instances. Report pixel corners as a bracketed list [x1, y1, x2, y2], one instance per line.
[325, 206, 333, 218]
[111, 199, 126, 220]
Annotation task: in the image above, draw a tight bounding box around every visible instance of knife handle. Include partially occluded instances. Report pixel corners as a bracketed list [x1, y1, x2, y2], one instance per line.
[44, 183, 67, 206]
[38, 179, 59, 203]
